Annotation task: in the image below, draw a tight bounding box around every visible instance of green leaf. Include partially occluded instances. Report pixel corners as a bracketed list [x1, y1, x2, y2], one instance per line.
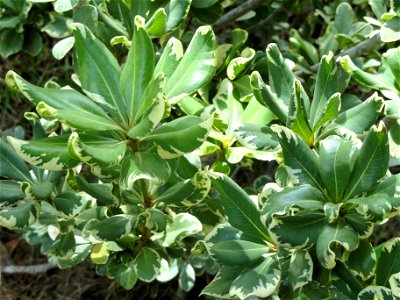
[53, 192, 84, 217]
[389, 273, 400, 298]
[146, 8, 167, 36]
[227, 47, 255, 80]
[334, 3, 354, 34]
[8, 135, 80, 171]
[120, 16, 155, 124]
[261, 185, 326, 227]
[268, 211, 326, 248]
[358, 286, 393, 300]
[288, 249, 313, 291]
[54, 0, 79, 13]
[370, 174, 400, 199]
[71, 23, 128, 125]
[235, 124, 279, 151]
[210, 240, 270, 266]
[0, 29, 23, 58]
[312, 93, 341, 135]
[343, 213, 374, 238]
[68, 131, 126, 168]
[310, 53, 348, 129]
[0, 139, 32, 183]
[316, 222, 359, 269]
[266, 43, 294, 109]
[345, 194, 393, 223]
[0, 200, 40, 229]
[5, 71, 112, 124]
[75, 176, 114, 206]
[250, 71, 288, 124]
[345, 122, 389, 199]
[230, 256, 281, 299]
[347, 239, 376, 280]
[376, 238, 400, 287]
[381, 16, 400, 42]
[225, 147, 277, 164]
[218, 28, 248, 73]
[272, 125, 324, 190]
[318, 136, 358, 202]
[165, 0, 191, 31]
[288, 79, 312, 143]
[134, 247, 161, 282]
[83, 214, 134, 241]
[57, 244, 91, 269]
[154, 213, 202, 247]
[49, 231, 76, 259]
[239, 96, 275, 126]
[211, 173, 271, 243]
[52, 37, 75, 60]
[322, 94, 384, 137]
[0, 180, 24, 206]
[120, 152, 171, 190]
[90, 242, 109, 264]
[109, 260, 137, 290]
[201, 266, 244, 299]
[163, 26, 217, 104]
[143, 112, 213, 159]
[179, 263, 196, 292]
[154, 38, 183, 79]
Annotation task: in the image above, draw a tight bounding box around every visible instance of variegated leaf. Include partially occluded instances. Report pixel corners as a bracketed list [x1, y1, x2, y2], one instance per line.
[345, 122, 389, 199]
[108, 260, 137, 290]
[49, 231, 76, 259]
[239, 96, 275, 126]
[0, 200, 40, 229]
[120, 16, 155, 124]
[72, 23, 128, 125]
[154, 37, 183, 79]
[57, 244, 91, 269]
[357, 286, 393, 300]
[271, 125, 324, 190]
[179, 263, 196, 292]
[75, 176, 115, 206]
[120, 152, 171, 190]
[389, 272, 400, 298]
[133, 247, 161, 283]
[90, 242, 109, 264]
[287, 249, 313, 291]
[345, 194, 393, 223]
[83, 214, 134, 241]
[211, 173, 271, 243]
[163, 26, 217, 104]
[229, 255, 281, 300]
[153, 213, 202, 247]
[227, 47, 255, 80]
[53, 192, 85, 218]
[376, 238, 400, 287]
[8, 135, 80, 170]
[201, 266, 244, 299]
[234, 124, 279, 151]
[225, 147, 278, 164]
[68, 131, 126, 168]
[316, 222, 359, 269]
[347, 239, 376, 280]
[143, 110, 213, 159]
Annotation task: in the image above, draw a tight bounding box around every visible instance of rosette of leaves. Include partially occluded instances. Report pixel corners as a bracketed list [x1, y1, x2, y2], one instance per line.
[4, 17, 218, 289]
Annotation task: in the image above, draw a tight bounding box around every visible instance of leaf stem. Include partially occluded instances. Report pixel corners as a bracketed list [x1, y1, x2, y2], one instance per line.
[333, 260, 363, 295]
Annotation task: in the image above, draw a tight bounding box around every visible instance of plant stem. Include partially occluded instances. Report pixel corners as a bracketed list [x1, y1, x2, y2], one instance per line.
[214, 0, 265, 30]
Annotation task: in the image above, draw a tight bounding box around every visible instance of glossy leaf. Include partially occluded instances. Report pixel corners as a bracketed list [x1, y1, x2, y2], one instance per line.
[179, 263, 196, 292]
[318, 136, 358, 201]
[109, 260, 137, 290]
[0, 180, 24, 206]
[287, 249, 313, 290]
[347, 239, 376, 280]
[376, 238, 400, 287]
[316, 222, 359, 269]
[49, 231, 76, 259]
[8, 135, 79, 170]
[201, 266, 244, 299]
[209, 240, 270, 266]
[357, 286, 393, 300]
[120, 152, 171, 190]
[235, 124, 278, 151]
[53, 192, 84, 218]
[272, 125, 324, 190]
[163, 26, 217, 104]
[345, 122, 389, 199]
[134, 247, 161, 282]
[0, 200, 40, 229]
[230, 256, 281, 299]
[227, 47, 255, 80]
[72, 23, 128, 125]
[0, 139, 32, 183]
[211, 173, 271, 243]
[143, 112, 213, 159]
[84, 214, 133, 241]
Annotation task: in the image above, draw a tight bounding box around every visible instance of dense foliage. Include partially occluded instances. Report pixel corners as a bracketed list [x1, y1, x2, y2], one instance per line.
[1, 0, 399, 299]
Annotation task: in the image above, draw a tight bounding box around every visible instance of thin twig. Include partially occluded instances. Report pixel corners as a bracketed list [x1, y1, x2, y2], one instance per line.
[2, 263, 56, 274]
[295, 32, 382, 76]
[214, 0, 265, 30]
